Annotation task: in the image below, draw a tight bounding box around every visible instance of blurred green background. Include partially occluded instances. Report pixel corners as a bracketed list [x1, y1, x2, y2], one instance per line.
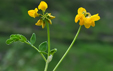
[0, 0, 113, 71]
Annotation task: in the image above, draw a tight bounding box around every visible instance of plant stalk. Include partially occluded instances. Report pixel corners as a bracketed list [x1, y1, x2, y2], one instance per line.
[53, 26, 82, 71]
[44, 23, 51, 71]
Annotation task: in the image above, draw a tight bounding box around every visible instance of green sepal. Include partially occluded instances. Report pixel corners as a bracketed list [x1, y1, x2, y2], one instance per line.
[30, 33, 36, 45]
[39, 41, 47, 52]
[46, 18, 52, 24]
[50, 48, 57, 55]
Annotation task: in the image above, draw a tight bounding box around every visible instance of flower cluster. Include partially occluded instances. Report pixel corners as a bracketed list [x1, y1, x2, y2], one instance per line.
[28, 1, 55, 28]
[75, 7, 100, 29]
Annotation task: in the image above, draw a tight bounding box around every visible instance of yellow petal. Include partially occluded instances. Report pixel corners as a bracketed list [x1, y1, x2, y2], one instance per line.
[28, 8, 38, 18]
[48, 13, 51, 15]
[91, 21, 95, 27]
[78, 7, 86, 14]
[75, 14, 83, 23]
[83, 17, 92, 28]
[35, 8, 38, 12]
[28, 10, 35, 18]
[85, 17, 92, 24]
[75, 14, 79, 23]
[38, 1, 48, 11]
[34, 8, 39, 17]
[79, 18, 84, 25]
[84, 24, 91, 29]
[90, 14, 100, 21]
[42, 23, 45, 28]
[35, 20, 43, 26]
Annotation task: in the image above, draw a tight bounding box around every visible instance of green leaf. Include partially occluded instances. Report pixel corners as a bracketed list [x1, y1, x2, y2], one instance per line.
[6, 34, 28, 45]
[18, 34, 27, 42]
[39, 41, 47, 51]
[30, 33, 36, 45]
[10, 34, 16, 38]
[12, 37, 19, 42]
[10, 34, 20, 39]
[6, 39, 14, 45]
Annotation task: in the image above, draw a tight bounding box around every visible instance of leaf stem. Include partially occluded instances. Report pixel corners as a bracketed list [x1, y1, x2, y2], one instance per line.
[53, 26, 82, 71]
[24, 41, 46, 62]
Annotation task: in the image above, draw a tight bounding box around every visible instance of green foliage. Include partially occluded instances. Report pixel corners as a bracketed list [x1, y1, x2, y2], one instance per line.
[30, 33, 36, 45]
[6, 34, 27, 45]
[39, 41, 47, 52]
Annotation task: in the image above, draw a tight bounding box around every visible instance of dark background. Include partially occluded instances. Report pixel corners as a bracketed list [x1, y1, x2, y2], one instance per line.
[0, 0, 113, 71]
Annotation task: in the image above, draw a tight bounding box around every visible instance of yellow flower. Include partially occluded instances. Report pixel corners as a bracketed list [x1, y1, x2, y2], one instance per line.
[38, 1, 48, 11]
[75, 7, 100, 29]
[28, 8, 39, 18]
[84, 14, 100, 28]
[28, 1, 55, 28]
[35, 19, 45, 28]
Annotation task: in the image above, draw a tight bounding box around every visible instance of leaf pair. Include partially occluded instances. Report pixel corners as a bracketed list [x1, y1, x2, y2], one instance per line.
[6, 33, 57, 56]
[39, 41, 57, 55]
[29, 33, 47, 52]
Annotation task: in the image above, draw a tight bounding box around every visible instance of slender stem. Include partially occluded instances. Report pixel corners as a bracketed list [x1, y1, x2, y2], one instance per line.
[47, 23, 51, 56]
[44, 57, 49, 71]
[44, 23, 51, 71]
[24, 41, 46, 62]
[53, 26, 82, 71]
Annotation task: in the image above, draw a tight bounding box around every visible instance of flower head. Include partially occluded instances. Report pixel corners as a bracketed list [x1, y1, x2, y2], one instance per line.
[75, 7, 100, 29]
[28, 8, 39, 18]
[38, 1, 48, 11]
[28, 1, 55, 29]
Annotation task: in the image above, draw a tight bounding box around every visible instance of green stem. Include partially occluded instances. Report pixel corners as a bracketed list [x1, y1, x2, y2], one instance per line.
[24, 41, 46, 62]
[44, 57, 49, 71]
[43, 11, 44, 15]
[44, 23, 51, 71]
[53, 26, 82, 71]
[47, 23, 51, 56]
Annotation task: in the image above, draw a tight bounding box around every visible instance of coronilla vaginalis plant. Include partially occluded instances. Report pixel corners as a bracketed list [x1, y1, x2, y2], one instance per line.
[6, 1, 100, 71]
